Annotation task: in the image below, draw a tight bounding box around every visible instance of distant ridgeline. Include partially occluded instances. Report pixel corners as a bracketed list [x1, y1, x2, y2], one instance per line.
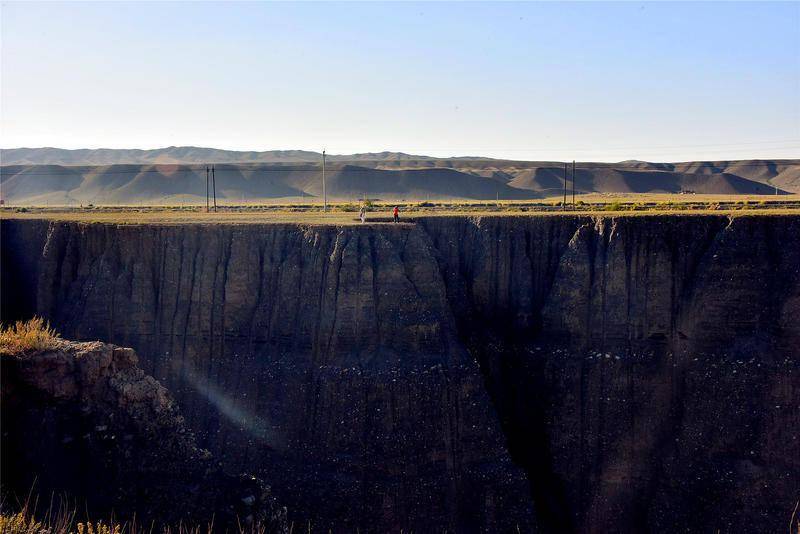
[1, 147, 797, 204]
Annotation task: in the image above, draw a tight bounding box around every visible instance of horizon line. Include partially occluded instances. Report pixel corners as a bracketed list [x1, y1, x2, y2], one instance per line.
[2, 145, 799, 165]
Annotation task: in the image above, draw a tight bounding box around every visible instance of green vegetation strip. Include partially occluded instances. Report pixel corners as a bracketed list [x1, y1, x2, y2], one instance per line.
[2, 199, 800, 225]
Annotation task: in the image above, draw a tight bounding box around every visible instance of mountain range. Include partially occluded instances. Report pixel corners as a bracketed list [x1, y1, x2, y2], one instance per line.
[1, 147, 797, 204]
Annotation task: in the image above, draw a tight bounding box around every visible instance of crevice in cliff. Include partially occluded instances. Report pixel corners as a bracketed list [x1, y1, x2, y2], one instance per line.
[416, 218, 580, 533]
[368, 233, 383, 350]
[169, 230, 186, 349]
[467, 337, 575, 533]
[399, 230, 425, 303]
[179, 234, 202, 395]
[219, 231, 234, 361]
[674, 217, 729, 319]
[263, 232, 282, 348]
[324, 230, 349, 359]
[4, 216, 798, 534]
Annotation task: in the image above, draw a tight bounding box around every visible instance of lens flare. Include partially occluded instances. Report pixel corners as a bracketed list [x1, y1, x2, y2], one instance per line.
[173, 357, 286, 449]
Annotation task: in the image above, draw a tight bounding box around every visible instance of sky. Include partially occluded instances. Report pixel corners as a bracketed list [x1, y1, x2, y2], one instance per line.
[1, 1, 798, 162]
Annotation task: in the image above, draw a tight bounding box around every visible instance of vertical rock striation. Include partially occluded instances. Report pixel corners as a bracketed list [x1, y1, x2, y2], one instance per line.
[2, 214, 798, 533]
[419, 214, 800, 533]
[3, 219, 535, 532]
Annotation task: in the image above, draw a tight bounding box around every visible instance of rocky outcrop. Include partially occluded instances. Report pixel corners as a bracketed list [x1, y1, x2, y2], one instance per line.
[0, 339, 287, 532]
[2, 214, 798, 533]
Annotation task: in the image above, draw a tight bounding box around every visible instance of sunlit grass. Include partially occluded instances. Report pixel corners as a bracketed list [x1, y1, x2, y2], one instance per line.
[0, 501, 272, 534]
[0, 317, 61, 355]
[1, 194, 799, 225]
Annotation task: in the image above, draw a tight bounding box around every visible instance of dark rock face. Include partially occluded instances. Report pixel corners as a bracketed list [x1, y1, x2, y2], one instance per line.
[420, 215, 800, 533]
[2, 214, 798, 533]
[0, 340, 287, 531]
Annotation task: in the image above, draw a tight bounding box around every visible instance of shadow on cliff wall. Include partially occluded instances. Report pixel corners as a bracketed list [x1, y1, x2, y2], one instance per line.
[467, 334, 575, 534]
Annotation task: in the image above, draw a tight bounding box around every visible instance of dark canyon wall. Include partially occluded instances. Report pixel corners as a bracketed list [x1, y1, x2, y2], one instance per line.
[2, 214, 798, 533]
[1, 339, 287, 531]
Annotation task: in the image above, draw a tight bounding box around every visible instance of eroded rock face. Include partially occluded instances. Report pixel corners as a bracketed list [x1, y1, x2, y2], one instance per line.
[2, 221, 535, 533]
[2, 214, 799, 533]
[420, 215, 800, 532]
[0, 340, 287, 532]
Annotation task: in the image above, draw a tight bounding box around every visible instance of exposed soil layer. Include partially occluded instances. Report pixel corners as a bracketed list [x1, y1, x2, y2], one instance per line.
[2, 214, 798, 533]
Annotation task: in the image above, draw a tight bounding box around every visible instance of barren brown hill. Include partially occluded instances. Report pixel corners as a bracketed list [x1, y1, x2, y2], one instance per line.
[507, 167, 783, 195]
[1, 148, 797, 204]
[0, 146, 445, 165]
[0, 163, 536, 204]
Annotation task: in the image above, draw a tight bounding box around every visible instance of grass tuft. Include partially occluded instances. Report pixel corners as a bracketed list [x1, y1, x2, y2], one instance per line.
[0, 317, 61, 355]
[0, 503, 269, 534]
[0, 510, 48, 534]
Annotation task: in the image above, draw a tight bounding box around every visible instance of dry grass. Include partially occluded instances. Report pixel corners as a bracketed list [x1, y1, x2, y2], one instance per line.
[2, 200, 800, 225]
[0, 510, 270, 534]
[0, 511, 51, 534]
[0, 317, 61, 355]
[0, 513, 121, 534]
[550, 192, 800, 204]
[0, 502, 272, 534]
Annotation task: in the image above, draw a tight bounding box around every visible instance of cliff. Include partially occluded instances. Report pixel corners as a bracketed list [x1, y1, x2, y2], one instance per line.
[0, 338, 287, 531]
[419, 215, 800, 532]
[2, 214, 798, 533]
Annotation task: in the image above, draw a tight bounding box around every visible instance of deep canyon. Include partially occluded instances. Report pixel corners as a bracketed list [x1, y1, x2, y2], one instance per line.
[2, 214, 799, 533]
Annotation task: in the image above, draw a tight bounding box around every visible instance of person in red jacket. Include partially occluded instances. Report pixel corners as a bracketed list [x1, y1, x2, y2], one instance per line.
[393, 205, 399, 223]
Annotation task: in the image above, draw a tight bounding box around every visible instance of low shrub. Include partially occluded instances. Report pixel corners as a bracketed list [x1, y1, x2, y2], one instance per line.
[0, 317, 61, 354]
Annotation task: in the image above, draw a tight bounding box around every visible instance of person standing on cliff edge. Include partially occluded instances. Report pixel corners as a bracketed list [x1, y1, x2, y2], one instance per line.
[393, 205, 399, 223]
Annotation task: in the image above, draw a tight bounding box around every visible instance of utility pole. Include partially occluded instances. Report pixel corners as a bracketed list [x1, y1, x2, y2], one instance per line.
[322, 149, 327, 212]
[572, 160, 576, 209]
[563, 163, 568, 209]
[206, 166, 210, 212]
[212, 165, 217, 212]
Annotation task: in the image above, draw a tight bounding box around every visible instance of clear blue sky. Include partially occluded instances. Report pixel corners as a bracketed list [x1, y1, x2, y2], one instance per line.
[2, 1, 798, 161]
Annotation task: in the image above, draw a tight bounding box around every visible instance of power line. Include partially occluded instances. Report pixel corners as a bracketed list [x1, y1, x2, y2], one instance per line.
[322, 149, 327, 212]
[571, 160, 576, 209]
[212, 165, 217, 212]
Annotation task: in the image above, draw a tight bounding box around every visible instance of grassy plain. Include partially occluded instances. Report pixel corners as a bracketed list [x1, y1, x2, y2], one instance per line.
[2, 194, 799, 225]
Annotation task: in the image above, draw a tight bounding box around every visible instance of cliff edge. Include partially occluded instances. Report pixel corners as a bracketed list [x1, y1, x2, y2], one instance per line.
[2, 214, 798, 533]
[0, 336, 288, 532]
